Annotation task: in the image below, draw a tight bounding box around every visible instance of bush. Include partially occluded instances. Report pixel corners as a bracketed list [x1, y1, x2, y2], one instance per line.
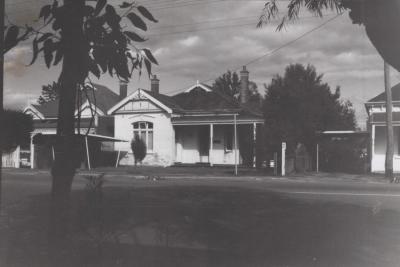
[130, 136, 146, 165]
[0, 110, 33, 153]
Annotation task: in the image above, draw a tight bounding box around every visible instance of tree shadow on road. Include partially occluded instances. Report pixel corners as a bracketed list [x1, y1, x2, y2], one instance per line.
[1, 184, 400, 267]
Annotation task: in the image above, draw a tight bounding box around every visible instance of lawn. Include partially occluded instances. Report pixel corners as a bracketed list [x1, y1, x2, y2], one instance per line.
[1, 173, 400, 267]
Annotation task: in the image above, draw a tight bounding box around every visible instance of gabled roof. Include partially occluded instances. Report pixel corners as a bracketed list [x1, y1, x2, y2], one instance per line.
[367, 82, 400, 103]
[28, 83, 119, 119]
[143, 89, 183, 112]
[107, 81, 262, 119]
[171, 86, 240, 111]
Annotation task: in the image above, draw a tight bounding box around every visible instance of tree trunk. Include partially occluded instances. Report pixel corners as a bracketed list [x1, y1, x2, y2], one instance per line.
[384, 61, 394, 180]
[0, 0, 4, 212]
[51, 0, 88, 202]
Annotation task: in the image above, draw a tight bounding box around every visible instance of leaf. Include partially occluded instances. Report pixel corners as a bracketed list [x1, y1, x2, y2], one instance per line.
[43, 39, 54, 68]
[124, 31, 146, 42]
[52, 19, 61, 31]
[137, 6, 158, 23]
[105, 4, 116, 15]
[29, 38, 40, 65]
[142, 48, 158, 65]
[37, 33, 53, 43]
[39, 5, 52, 22]
[53, 46, 63, 66]
[89, 58, 101, 78]
[4, 26, 19, 50]
[107, 61, 114, 77]
[126, 12, 147, 31]
[144, 58, 151, 78]
[120, 2, 133, 8]
[94, 0, 107, 17]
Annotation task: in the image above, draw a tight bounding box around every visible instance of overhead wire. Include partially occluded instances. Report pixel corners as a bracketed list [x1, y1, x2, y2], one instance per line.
[165, 13, 343, 95]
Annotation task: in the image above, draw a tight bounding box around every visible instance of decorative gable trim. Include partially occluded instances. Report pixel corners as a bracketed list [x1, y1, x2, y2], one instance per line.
[108, 89, 172, 114]
[128, 114, 156, 120]
[184, 81, 212, 93]
[24, 105, 45, 120]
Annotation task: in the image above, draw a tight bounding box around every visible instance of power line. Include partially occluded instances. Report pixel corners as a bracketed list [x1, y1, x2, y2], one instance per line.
[165, 13, 343, 95]
[147, 14, 330, 37]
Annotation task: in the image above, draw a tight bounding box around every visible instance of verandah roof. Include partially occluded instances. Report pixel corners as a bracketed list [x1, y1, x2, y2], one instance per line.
[171, 115, 264, 125]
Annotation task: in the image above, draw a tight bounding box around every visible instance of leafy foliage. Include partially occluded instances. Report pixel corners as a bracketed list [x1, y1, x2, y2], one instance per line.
[131, 135, 147, 165]
[0, 110, 33, 153]
[257, 0, 343, 30]
[29, 0, 159, 81]
[3, 25, 33, 55]
[263, 64, 356, 154]
[257, 0, 400, 72]
[37, 82, 60, 104]
[212, 70, 262, 107]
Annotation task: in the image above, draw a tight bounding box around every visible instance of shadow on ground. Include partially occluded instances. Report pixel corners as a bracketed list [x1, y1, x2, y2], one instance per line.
[1, 184, 400, 267]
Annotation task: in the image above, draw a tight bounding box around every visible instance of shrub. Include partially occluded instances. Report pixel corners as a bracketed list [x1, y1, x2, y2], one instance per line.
[0, 110, 33, 153]
[130, 136, 147, 165]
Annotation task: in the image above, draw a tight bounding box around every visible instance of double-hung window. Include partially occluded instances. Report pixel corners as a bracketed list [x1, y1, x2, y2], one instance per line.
[133, 121, 153, 151]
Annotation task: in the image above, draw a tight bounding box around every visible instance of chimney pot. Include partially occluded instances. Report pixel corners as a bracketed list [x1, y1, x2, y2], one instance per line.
[151, 75, 160, 94]
[240, 66, 249, 104]
[119, 80, 128, 100]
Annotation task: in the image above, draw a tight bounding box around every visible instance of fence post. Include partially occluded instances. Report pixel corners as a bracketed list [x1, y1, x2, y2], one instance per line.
[281, 142, 286, 176]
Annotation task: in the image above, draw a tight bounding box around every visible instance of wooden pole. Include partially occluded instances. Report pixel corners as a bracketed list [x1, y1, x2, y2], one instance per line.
[316, 143, 319, 173]
[234, 114, 238, 176]
[30, 135, 34, 169]
[115, 148, 121, 168]
[209, 124, 213, 166]
[253, 122, 257, 168]
[281, 142, 286, 176]
[85, 136, 91, 170]
[52, 146, 55, 161]
[384, 61, 394, 179]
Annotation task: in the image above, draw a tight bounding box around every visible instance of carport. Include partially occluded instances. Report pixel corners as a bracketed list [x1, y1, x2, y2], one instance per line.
[31, 133, 128, 170]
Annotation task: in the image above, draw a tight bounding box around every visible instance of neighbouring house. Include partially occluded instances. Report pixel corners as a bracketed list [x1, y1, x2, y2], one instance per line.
[366, 82, 400, 172]
[3, 83, 125, 169]
[109, 66, 264, 167]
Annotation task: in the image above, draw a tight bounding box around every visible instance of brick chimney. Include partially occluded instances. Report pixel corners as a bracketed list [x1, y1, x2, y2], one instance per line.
[151, 75, 159, 94]
[240, 66, 249, 104]
[119, 80, 128, 100]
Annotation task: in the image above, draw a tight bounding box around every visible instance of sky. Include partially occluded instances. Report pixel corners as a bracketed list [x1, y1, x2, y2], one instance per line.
[4, 0, 400, 130]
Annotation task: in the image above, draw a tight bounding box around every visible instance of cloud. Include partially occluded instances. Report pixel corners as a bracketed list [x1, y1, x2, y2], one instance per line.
[179, 36, 200, 47]
[5, 1, 394, 129]
[5, 46, 31, 77]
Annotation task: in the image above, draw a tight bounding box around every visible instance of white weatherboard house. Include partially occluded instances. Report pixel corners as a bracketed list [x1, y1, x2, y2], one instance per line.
[366, 82, 400, 172]
[109, 66, 264, 167]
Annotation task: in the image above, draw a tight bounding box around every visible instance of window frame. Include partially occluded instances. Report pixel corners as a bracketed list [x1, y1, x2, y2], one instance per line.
[132, 121, 154, 152]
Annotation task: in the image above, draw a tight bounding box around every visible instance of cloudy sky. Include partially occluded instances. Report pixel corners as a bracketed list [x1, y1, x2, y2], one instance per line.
[4, 0, 400, 129]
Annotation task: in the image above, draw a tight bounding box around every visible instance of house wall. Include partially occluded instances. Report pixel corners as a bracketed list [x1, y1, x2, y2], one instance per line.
[211, 125, 239, 165]
[114, 112, 175, 166]
[1, 147, 20, 168]
[371, 125, 400, 172]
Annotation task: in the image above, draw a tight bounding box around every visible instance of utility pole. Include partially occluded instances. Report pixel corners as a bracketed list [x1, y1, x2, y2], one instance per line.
[384, 61, 394, 180]
[0, 0, 5, 211]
